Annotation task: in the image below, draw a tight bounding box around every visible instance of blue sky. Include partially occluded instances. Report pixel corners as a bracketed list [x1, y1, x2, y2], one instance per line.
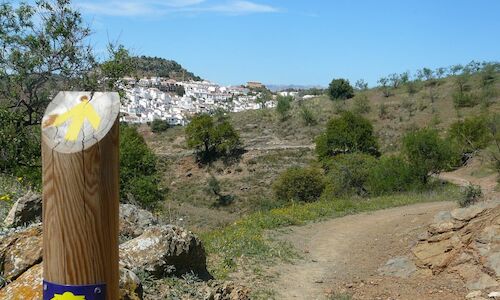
[78, 0, 500, 87]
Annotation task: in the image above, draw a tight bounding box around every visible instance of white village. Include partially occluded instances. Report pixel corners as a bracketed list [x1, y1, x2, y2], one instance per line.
[119, 77, 302, 126]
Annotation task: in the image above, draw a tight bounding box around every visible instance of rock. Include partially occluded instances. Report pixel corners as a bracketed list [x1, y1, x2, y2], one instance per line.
[412, 238, 459, 271]
[119, 225, 208, 278]
[0, 263, 42, 300]
[489, 291, 500, 298]
[120, 203, 158, 239]
[120, 268, 144, 300]
[0, 263, 144, 300]
[467, 291, 483, 299]
[451, 205, 488, 221]
[467, 272, 499, 290]
[377, 256, 417, 278]
[0, 224, 42, 280]
[486, 252, 500, 276]
[206, 281, 251, 300]
[428, 211, 465, 234]
[3, 191, 42, 227]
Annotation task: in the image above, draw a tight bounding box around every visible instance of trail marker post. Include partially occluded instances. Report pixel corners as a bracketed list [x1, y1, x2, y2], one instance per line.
[41, 92, 120, 299]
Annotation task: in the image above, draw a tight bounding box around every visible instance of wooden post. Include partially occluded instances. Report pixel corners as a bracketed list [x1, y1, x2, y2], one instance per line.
[41, 91, 120, 299]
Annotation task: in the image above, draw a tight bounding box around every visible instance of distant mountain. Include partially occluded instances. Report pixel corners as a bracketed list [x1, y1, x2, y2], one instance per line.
[266, 84, 325, 92]
[131, 56, 202, 81]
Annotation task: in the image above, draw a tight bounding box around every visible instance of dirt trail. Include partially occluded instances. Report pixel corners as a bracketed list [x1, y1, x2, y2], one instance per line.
[270, 161, 498, 299]
[271, 201, 465, 300]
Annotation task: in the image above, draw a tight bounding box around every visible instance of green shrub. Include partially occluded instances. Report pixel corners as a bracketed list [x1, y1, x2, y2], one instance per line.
[276, 95, 292, 121]
[328, 78, 354, 100]
[150, 119, 170, 133]
[453, 91, 477, 108]
[323, 153, 377, 197]
[449, 116, 490, 154]
[402, 128, 456, 184]
[315, 111, 379, 162]
[458, 184, 482, 207]
[120, 125, 162, 208]
[378, 103, 388, 119]
[273, 167, 325, 203]
[366, 155, 415, 195]
[352, 94, 371, 114]
[300, 106, 317, 126]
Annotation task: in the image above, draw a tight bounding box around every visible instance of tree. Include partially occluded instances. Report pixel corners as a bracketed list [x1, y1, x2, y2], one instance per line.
[276, 95, 292, 121]
[315, 111, 379, 161]
[0, 0, 134, 186]
[449, 116, 490, 154]
[402, 128, 455, 184]
[378, 77, 391, 97]
[354, 79, 368, 91]
[273, 167, 325, 203]
[120, 125, 162, 208]
[150, 119, 169, 133]
[185, 114, 241, 162]
[328, 78, 354, 100]
[352, 94, 371, 114]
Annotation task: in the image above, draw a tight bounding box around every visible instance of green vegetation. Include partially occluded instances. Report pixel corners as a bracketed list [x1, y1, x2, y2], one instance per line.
[130, 56, 201, 81]
[351, 94, 371, 114]
[276, 95, 292, 121]
[323, 153, 376, 197]
[185, 114, 241, 163]
[201, 184, 460, 278]
[449, 115, 490, 154]
[402, 128, 457, 184]
[366, 155, 415, 195]
[458, 184, 483, 207]
[328, 78, 354, 100]
[299, 105, 317, 126]
[316, 111, 379, 161]
[150, 119, 170, 133]
[272, 167, 325, 203]
[120, 125, 163, 208]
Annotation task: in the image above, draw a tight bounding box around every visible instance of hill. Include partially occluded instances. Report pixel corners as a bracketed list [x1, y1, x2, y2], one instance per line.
[131, 56, 202, 81]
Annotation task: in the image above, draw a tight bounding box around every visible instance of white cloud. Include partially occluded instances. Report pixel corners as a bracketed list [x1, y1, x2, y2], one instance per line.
[78, 0, 279, 17]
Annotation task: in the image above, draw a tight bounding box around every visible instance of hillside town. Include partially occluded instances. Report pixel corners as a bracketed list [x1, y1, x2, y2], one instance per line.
[119, 77, 280, 125]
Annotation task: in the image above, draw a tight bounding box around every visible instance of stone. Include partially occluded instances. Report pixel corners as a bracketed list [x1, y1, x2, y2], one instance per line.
[3, 191, 42, 227]
[488, 291, 500, 298]
[451, 205, 488, 222]
[377, 256, 417, 278]
[467, 272, 498, 290]
[0, 224, 42, 280]
[486, 252, 500, 276]
[467, 291, 483, 299]
[206, 281, 251, 300]
[428, 211, 465, 234]
[0, 263, 42, 300]
[412, 238, 458, 271]
[120, 203, 158, 239]
[119, 225, 208, 278]
[0, 263, 144, 300]
[119, 267, 144, 300]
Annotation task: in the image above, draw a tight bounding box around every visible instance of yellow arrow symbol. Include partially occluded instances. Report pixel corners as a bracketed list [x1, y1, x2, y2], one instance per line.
[44, 95, 101, 141]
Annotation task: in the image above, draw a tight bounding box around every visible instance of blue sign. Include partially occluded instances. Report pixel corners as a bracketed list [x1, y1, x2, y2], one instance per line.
[43, 280, 106, 300]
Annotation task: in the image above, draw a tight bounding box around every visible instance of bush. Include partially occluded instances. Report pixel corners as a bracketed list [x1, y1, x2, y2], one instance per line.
[300, 106, 317, 126]
[402, 128, 456, 184]
[120, 125, 163, 208]
[328, 78, 354, 100]
[366, 155, 416, 195]
[458, 184, 482, 207]
[352, 94, 371, 114]
[453, 91, 477, 108]
[315, 111, 379, 162]
[323, 153, 377, 197]
[186, 114, 241, 163]
[276, 95, 292, 121]
[449, 116, 490, 154]
[273, 167, 325, 203]
[150, 119, 170, 133]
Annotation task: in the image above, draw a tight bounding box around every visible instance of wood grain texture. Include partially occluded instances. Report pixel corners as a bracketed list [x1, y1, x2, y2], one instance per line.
[42, 92, 119, 299]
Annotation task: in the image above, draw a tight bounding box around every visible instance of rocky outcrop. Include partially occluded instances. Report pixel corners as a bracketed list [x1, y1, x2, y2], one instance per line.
[0, 224, 42, 281]
[412, 200, 500, 294]
[119, 204, 158, 240]
[0, 263, 143, 300]
[3, 192, 42, 227]
[119, 225, 208, 278]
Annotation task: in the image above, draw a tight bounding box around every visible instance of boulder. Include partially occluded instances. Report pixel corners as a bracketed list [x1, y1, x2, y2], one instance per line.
[412, 237, 460, 272]
[120, 267, 144, 300]
[428, 211, 465, 234]
[119, 225, 208, 278]
[377, 256, 417, 278]
[0, 224, 42, 280]
[451, 204, 489, 222]
[0, 264, 144, 300]
[3, 191, 42, 227]
[119, 204, 158, 240]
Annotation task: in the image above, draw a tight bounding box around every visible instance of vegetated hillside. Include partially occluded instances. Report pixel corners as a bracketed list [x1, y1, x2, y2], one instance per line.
[131, 56, 202, 81]
[145, 68, 499, 232]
